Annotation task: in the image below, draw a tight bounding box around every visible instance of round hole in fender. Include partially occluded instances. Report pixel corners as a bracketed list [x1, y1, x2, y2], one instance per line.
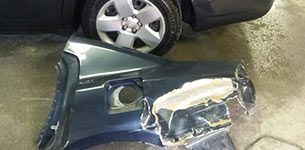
[118, 86, 143, 105]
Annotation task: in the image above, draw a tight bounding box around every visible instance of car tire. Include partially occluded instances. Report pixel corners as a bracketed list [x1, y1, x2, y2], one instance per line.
[81, 0, 181, 56]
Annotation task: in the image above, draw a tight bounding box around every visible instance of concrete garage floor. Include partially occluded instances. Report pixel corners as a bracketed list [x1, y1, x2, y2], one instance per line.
[0, 0, 305, 149]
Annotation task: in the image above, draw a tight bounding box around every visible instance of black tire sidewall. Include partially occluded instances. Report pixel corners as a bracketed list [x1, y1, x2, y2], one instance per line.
[82, 0, 109, 39]
[147, 0, 180, 55]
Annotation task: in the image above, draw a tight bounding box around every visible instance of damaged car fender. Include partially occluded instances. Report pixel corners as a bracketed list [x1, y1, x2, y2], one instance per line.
[38, 37, 255, 150]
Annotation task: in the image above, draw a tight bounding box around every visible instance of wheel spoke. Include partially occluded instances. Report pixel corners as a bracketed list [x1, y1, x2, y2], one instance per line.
[113, 0, 134, 17]
[137, 5, 161, 24]
[116, 33, 135, 48]
[96, 16, 121, 32]
[137, 26, 161, 47]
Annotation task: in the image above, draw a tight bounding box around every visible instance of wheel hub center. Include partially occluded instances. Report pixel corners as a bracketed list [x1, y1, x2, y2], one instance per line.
[121, 15, 143, 34]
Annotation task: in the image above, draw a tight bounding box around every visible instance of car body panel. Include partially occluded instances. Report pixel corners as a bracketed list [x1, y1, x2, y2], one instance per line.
[0, 0, 83, 33]
[188, 0, 274, 31]
[0, 0, 273, 33]
[0, 0, 63, 32]
[38, 37, 255, 149]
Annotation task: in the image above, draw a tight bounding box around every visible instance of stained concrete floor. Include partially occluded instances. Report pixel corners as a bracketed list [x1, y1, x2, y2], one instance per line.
[1, 0, 305, 149]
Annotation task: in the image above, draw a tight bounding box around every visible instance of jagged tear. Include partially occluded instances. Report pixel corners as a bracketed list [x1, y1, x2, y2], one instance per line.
[141, 75, 255, 147]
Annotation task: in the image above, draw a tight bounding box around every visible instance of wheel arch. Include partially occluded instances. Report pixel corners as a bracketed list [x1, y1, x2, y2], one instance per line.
[62, 0, 87, 30]
[176, 0, 196, 29]
[164, 0, 196, 30]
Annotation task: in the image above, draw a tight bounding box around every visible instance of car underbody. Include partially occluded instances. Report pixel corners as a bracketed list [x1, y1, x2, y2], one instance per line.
[38, 37, 255, 149]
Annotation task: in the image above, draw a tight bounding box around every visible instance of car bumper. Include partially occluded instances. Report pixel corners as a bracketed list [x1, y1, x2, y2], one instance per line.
[190, 0, 274, 31]
[38, 37, 255, 149]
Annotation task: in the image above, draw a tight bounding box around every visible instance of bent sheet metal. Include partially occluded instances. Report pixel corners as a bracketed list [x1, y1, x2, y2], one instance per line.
[38, 37, 255, 150]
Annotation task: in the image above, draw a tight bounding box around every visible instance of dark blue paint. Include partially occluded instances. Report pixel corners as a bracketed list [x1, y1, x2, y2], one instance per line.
[38, 37, 254, 149]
